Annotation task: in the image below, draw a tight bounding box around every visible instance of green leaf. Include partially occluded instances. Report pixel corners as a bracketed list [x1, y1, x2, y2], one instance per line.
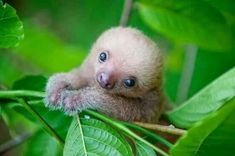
[24, 130, 62, 156]
[64, 116, 133, 156]
[136, 140, 155, 156]
[0, 1, 24, 48]
[167, 67, 235, 128]
[170, 98, 235, 156]
[137, 1, 232, 51]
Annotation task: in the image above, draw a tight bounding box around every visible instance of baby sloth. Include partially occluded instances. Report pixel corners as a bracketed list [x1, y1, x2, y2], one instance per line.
[45, 27, 167, 123]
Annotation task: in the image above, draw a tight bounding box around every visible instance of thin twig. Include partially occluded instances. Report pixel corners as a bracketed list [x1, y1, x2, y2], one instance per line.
[134, 122, 186, 136]
[0, 132, 32, 154]
[120, 0, 133, 26]
[176, 45, 197, 104]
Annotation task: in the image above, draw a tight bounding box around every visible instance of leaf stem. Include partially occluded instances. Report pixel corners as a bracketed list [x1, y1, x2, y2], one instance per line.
[121, 121, 173, 148]
[17, 98, 64, 145]
[0, 90, 45, 98]
[85, 110, 169, 156]
[133, 122, 186, 136]
[76, 115, 88, 155]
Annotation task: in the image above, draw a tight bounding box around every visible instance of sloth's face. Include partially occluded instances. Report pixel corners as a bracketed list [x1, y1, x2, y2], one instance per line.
[95, 50, 141, 98]
[90, 27, 162, 98]
[96, 50, 136, 90]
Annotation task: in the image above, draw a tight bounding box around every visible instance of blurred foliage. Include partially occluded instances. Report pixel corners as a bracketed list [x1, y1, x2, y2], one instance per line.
[0, 0, 235, 155]
[0, 0, 233, 101]
[24, 130, 62, 156]
[4, 0, 235, 123]
[15, 22, 87, 73]
[137, 0, 232, 51]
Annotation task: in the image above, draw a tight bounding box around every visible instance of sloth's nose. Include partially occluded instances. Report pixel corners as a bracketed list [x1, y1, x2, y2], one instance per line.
[96, 72, 114, 89]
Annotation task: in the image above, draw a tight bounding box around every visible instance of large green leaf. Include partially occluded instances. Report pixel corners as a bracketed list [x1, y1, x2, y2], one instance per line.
[170, 98, 235, 156]
[137, 1, 232, 51]
[64, 116, 133, 156]
[0, 1, 24, 48]
[24, 130, 62, 156]
[136, 140, 155, 156]
[167, 67, 235, 128]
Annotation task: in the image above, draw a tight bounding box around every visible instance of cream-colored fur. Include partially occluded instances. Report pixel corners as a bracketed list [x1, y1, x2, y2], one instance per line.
[45, 27, 167, 123]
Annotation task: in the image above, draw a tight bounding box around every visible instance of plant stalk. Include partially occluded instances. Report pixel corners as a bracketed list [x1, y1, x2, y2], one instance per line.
[0, 90, 45, 98]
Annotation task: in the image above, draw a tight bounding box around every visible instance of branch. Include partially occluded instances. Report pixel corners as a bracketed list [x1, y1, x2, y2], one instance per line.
[134, 122, 186, 136]
[119, 0, 133, 26]
[0, 132, 32, 154]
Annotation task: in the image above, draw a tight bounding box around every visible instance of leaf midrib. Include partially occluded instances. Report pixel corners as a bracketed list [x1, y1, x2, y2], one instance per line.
[76, 116, 88, 156]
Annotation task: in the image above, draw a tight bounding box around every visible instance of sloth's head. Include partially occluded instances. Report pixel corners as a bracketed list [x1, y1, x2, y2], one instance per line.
[90, 27, 163, 98]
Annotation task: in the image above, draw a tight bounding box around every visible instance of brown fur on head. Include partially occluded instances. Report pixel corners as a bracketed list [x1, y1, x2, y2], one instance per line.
[88, 27, 163, 98]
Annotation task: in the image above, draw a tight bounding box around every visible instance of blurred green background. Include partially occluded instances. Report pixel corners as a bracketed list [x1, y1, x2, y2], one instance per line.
[0, 0, 235, 155]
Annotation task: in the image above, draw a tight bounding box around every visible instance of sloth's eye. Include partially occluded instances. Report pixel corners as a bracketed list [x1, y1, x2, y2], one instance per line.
[123, 78, 136, 88]
[99, 51, 108, 63]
